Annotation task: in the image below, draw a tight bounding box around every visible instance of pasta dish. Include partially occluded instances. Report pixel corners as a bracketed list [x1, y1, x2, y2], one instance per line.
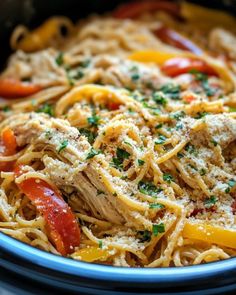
[0, 1, 236, 267]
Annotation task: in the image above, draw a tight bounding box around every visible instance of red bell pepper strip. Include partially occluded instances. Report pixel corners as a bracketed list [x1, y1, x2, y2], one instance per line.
[161, 57, 217, 77]
[113, 0, 180, 19]
[154, 26, 203, 55]
[0, 128, 17, 172]
[14, 165, 81, 255]
[0, 78, 41, 99]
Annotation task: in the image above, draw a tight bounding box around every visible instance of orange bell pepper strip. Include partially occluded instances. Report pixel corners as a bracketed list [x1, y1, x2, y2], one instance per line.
[14, 165, 81, 255]
[154, 26, 203, 55]
[113, 0, 180, 19]
[0, 78, 41, 99]
[72, 246, 110, 262]
[0, 128, 17, 172]
[161, 57, 217, 77]
[183, 221, 236, 249]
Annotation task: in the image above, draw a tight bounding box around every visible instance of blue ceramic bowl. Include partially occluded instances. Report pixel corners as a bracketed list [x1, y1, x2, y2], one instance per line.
[0, 232, 236, 294]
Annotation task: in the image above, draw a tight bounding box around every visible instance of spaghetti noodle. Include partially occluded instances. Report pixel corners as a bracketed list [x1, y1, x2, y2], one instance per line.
[0, 1, 236, 267]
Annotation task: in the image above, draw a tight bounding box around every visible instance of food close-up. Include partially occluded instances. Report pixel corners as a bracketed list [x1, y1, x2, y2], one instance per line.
[0, 0, 236, 271]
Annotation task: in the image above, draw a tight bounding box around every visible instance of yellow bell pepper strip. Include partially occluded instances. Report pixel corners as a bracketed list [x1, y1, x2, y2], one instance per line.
[183, 221, 236, 249]
[71, 246, 110, 262]
[14, 17, 73, 52]
[129, 50, 182, 65]
[181, 2, 236, 30]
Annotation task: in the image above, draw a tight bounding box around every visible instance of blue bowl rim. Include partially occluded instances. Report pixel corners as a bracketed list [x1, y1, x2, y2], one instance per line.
[0, 231, 236, 284]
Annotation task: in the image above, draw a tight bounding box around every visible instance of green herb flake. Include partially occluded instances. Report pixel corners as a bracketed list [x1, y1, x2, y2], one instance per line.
[152, 223, 165, 236]
[149, 203, 165, 209]
[86, 147, 101, 160]
[138, 181, 162, 197]
[160, 84, 181, 100]
[111, 148, 130, 170]
[155, 135, 166, 145]
[98, 240, 103, 249]
[45, 130, 53, 140]
[87, 114, 100, 127]
[58, 139, 68, 153]
[204, 195, 217, 208]
[229, 107, 236, 112]
[163, 173, 174, 183]
[137, 230, 152, 243]
[185, 144, 196, 155]
[177, 152, 184, 159]
[55, 52, 64, 66]
[78, 128, 96, 144]
[170, 111, 186, 121]
[155, 123, 163, 129]
[131, 73, 140, 81]
[2, 106, 10, 112]
[228, 179, 236, 188]
[199, 168, 206, 176]
[152, 93, 167, 106]
[138, 159, 145, 166]
[211, 139, 218, 147]
[36, 104, 54, 116]
[80, 59, 91, 68]
[195, 112, 208, 119]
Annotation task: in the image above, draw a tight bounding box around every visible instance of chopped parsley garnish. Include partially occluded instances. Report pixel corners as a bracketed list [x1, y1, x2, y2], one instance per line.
[45, 130, 53, 140]
[195, 112, 208, 119]
[176, 122, 183, 130]
[204, 195, 217, 208]
[170, 111, 186, 121]
[159, 84, 180, 100]
[86, 147, 101, 159]
[138, 181, 162, 197]
[73, 70, 84, 80]
[98, 240, 103, 249]
[137, 230, 152, 242]
[225, 179, 236, 193]
[87, 114, 100, 127]
[211, 139, 218, 147]
[66, 72, 75, 86]
[199, 168, 206, 176]
[58, 139, 68, 153]
[163, 173, 174, 183]
[155, 135, 166, 145]
[111, 148, 130, 170]
[78, 128, 96, 144]
[80, 59, 91, 68]
[152, 223, 165, 236]
[155, 123, 163, 129]
[177, 152, 184, 159]
[228, 179, 236, 188]
[55, 52, 64, 66]
[2, 106, 10, 112]
[229, 107, 236, 112]
[149, 203, 165, 209]
[190, 69, 216, 97]
[131, 73, 140, 81]
[185, 144, 196, 154]
[97, 190, 104, 196]
[36, 104, 54, 116]
[142, 102, 160, 115]
[152, 93, 167, 106]
[138, 159, 145, 166]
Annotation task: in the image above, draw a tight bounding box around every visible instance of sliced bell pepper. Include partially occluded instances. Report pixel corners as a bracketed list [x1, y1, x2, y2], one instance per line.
[154, 26, 202, 55]
[183, 221, 236, 249]
[0, 78, 41, 98]
[113, 0, 180, 19]
[0, 128, 17, 172]
[14, 17, 73, 52]
[14, 165, 81, 255]
[161, 57, 217, 77]
[72, 246, 110, 262]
